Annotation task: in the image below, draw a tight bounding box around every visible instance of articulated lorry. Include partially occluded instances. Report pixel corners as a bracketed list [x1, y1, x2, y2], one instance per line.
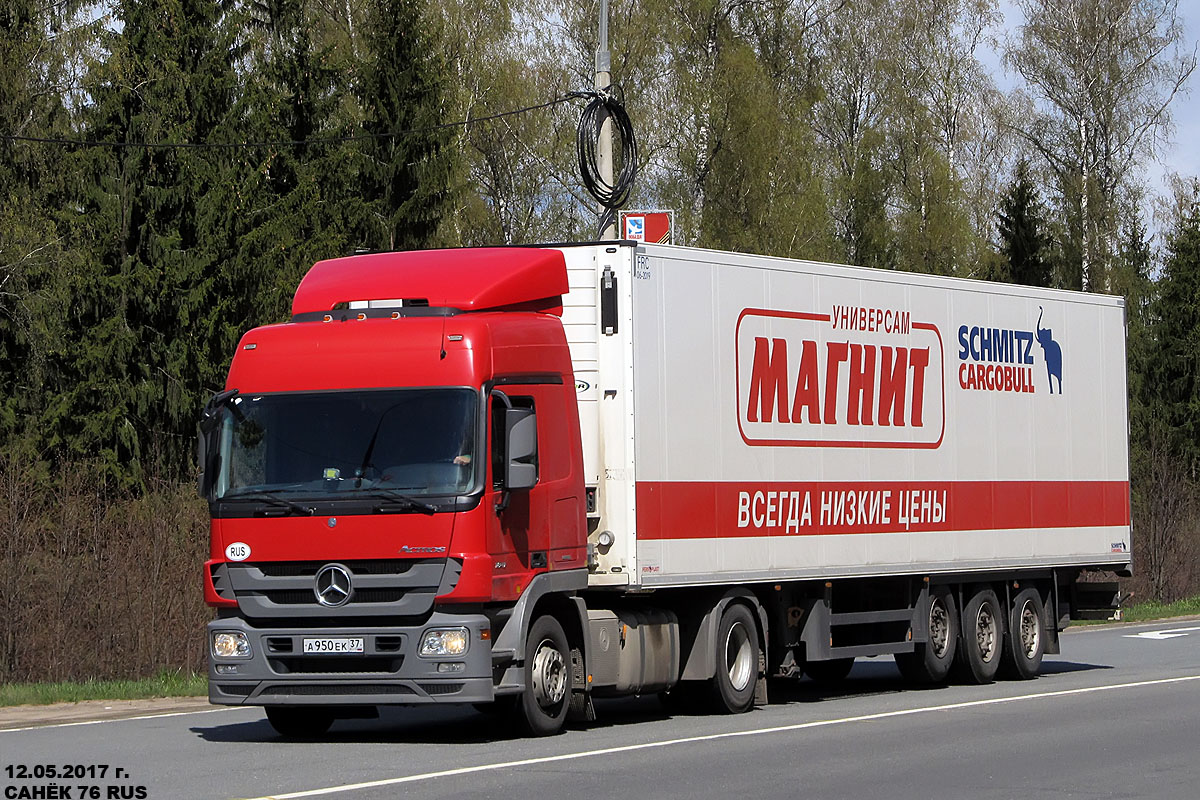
[200, 243, 1131, 737]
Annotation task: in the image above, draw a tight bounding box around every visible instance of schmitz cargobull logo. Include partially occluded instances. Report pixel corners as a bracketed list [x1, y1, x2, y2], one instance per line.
[736, 307, 944, 448]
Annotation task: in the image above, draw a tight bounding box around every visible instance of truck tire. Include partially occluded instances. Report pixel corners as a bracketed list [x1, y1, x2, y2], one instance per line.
[1000, 588, 1046, 680]
[895, 587, 958, 685]
[957, 587, 1003, 684]
[711, 603, 758, 714]
[517, 615, 571, 736]
[804, 658, 855, 684]
[265, 706, 333, 738]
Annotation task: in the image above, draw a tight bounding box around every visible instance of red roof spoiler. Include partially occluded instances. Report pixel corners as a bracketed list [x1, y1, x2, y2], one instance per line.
[291, 248, 569, 317]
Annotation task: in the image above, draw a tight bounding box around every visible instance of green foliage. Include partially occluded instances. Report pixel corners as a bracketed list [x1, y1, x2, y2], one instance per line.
[354, 0, 461, 251]
[54, 0, 239, 485]
[1149, 195, 1200, 474]
[997, 160, 1053, 287]
[0, 671, 207, 707]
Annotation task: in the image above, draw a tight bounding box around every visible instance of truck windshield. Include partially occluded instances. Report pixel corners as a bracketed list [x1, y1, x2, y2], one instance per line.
[213, 389, 478, 500]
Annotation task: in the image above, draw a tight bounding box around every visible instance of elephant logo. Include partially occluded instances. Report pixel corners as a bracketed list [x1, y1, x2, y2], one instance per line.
[1036, 306, 1063, 394]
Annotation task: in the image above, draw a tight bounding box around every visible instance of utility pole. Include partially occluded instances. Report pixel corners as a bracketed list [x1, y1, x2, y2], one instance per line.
[595, 0, 616, 240]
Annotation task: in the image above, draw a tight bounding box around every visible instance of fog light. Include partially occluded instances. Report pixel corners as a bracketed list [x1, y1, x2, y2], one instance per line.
[212, 631, 251, 658]
[215, 664, 239, 674]
[437, 662, 466, 673]
[419, 628, 469, 657]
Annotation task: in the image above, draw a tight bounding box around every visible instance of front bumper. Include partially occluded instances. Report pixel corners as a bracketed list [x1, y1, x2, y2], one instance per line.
[207, 613, 496, 706]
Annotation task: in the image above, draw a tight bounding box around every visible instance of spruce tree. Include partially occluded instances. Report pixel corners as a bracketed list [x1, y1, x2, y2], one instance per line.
[355, 0, 460, 252]
[221, 0, 357, 329]
[1150, 195, 1200, 475]
[997, 160, 1052, 288]
[65, 0, 237, 484]
[0, 0, 89, 454]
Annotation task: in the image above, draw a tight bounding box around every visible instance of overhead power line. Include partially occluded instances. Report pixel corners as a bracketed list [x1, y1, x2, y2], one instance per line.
[0, 95, 577, 151]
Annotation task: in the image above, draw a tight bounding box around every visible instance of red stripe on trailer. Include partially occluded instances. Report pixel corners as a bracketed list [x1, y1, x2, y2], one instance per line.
[634, 480, 1131, 540]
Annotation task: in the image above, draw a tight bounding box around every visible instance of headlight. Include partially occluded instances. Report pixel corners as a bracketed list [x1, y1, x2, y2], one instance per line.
[419, 627, 469, 657]
[212, 631, 251, 659]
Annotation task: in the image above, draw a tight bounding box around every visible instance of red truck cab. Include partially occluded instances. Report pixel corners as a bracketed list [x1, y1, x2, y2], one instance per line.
[201, 248, 587, 735]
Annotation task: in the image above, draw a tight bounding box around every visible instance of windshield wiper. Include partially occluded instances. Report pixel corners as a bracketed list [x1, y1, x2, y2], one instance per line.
[370, 489, 437, 515]
[226, 491, 316, 516]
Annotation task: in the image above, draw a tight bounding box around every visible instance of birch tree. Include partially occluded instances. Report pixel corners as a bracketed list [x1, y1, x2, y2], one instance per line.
[1006, 0, 1196, 291]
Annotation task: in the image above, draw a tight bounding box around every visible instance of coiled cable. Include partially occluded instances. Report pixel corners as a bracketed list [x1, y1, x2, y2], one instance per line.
[572, 86, 638, 239]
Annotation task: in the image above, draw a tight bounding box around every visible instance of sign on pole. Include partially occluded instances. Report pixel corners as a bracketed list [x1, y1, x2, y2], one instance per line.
[619, 210, 674, 244]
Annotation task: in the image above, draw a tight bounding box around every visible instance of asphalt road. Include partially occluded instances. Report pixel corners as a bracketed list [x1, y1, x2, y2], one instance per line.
[4, 619, 1199, 800]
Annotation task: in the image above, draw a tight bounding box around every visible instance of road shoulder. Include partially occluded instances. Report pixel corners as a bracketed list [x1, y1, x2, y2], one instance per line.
[0, 696, 215, 731]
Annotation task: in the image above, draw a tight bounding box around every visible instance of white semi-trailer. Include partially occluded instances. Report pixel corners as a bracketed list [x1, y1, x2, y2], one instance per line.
[204, 241, 1130, 736]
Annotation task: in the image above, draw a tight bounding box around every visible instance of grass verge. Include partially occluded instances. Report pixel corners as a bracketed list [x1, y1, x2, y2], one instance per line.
[0, 671, 207, 707]
[1116, 595, 1200, 623]
[1070, 594, 1200, 626]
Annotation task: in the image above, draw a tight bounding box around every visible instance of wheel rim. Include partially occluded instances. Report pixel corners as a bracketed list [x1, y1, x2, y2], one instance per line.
[531, 638, 567, 708]
[725, 620, 754, 692]
[976, 603, 997, 663]
[929, 596, 950, 659]
[1018, 600, 1041, 659]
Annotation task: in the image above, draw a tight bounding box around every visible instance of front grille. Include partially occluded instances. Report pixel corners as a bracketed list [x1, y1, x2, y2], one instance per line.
[257, 561, 417, 578]
[269, 656, 402, 674]
[209, 564, 236, 601]
[258, 589, 409, 605]
[223, 558, 460, 619]
[259, 684, 415, 696]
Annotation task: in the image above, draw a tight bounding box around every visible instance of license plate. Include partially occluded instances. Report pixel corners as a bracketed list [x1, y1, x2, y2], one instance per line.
[302, 637, 364, 654]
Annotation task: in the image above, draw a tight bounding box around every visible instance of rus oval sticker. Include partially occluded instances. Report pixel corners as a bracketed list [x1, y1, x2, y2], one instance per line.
[225, 542, 251, 561]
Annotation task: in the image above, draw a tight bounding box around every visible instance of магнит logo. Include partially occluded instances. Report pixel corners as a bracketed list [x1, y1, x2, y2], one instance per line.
[735, 306, 945, 448]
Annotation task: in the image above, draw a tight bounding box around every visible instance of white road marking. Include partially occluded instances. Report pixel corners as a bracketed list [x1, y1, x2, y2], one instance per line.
[0, 706, 243, 733]
[1124, 625, 1200, 640]
[243, 674, 1200, 800]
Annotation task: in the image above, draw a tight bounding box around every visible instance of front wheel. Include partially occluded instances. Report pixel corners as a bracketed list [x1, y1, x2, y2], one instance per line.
[517, 615, 571, 736]
[710, 603, 759, 714]
[265, 706, 333, 738]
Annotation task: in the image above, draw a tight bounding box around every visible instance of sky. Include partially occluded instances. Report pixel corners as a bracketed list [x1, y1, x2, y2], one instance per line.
[977, 1, 1199, 205]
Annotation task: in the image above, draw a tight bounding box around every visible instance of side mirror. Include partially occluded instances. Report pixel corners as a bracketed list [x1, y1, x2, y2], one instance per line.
[197, 422, 222, 500]
[197, 389, 237, 499]
[503, 407, 538, 491]
[196, 425, 209, 499]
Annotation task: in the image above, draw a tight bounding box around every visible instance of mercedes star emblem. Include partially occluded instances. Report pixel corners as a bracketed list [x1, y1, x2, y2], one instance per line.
[314, 563, 353, 607]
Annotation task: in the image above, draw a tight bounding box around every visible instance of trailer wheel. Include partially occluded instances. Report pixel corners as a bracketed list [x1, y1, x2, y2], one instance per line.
[1000, 588, 1045, 680]
[265, 706, 333, 738]
[804, 658, 855, 684]
[517, 615, 571, 736]
[957, 588, 1003, 684]
[895, 587, 958, 684]
[711, 603, 758, 714]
